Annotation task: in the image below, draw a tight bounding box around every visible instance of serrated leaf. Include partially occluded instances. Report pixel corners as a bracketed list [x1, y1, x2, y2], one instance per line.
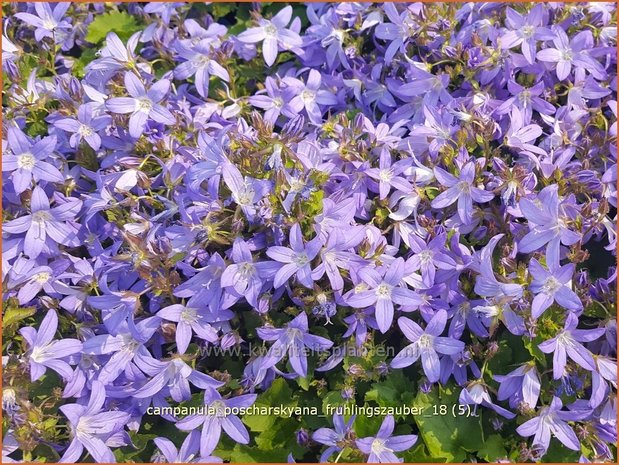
[242, 378, 296, 432]
[412, 386, 484, 462]
[476, 434, 508, 461]
[3, 305, 36, 327]
[85, 12, 140, 44]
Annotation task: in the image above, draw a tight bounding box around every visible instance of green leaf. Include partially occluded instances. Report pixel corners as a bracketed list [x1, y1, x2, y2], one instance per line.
[402, 443, 447, 463]
[523, 335, 547, 367]
[353, 412, 383, 438]
[321, 390, 346, 416]
[242, 378, 296, 432]
[412, 386, 484, 462]
[425, 186, 440, 200]
[85, 11, 140, 44]
[364, 371, 415, 415]
[476, 434, 508, 462]
[3, 305, 36, 327]
[541, 438, 581, 462]
[486, 339, 514, 376]
[226, 443, 288, 462]
[254, 417, 300, 451]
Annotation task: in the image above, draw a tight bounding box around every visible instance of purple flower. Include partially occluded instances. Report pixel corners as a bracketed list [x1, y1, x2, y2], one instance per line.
[133, 358, 223, 403]
[174, 42, 229, 98]
[518, 184, 581, 267]
[529, 259, 582, 318]
[431, 162, 494, 224]
[143, 2, 184, 25]
[355, 415, 417, 463]
[19, 309, 82, 382]
[221, 238, 279, 308]
[345, 258, 422, 334]
[500, 5, 554, 64]
[365, 149, 412, 200]
[473, 234, 526, 335]
[2, 127, 63, 194]
[154, 431, 222, 463]
[538, 313, 605, 379]
[157, 298, 219, 354]
[391, 310, 465, 383]
[59, 381, 130, 463]
[257, 312, 333, 377]
[516, 397, 589, 453]
[537, 26, 606, 81]
[312, 414, 355, 462]
[266, 223, 322, 289]
[237, 6, 302, 66]
[286, 69, 338, 124]
[15, 3, 71, 43]
[248, 76, 296, 124]
[375, 4, 416, 64]
[221, 162, 271, 222]
[494, 363, 541, 409]
[4, 186, 82, 259]
[176, 388, 257, 458]
[86, 32, 140, 73]
[406, 233, 456, 288]
[312, 227, 367, 292]
[105, 73, 175, 138]
[82, 317, 160, 384]
[459, 382, 516, 419]
[54, 104, 111, 151]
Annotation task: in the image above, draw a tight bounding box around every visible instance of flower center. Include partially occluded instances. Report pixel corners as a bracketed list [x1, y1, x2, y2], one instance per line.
[475, 305, 499, 317]
[519, 90, 531, 104]
[209, 400, 227, 418]
[354, 283, 369, 293]
[370, 438, 392, 455]
[458, 180, 471, 193]
[419, 250, 434, 264]
[32, 211, 51, 224]
[137, 97, 153, 112]
[17, 152, 36, 170]
[120, 334, 140, 353]
[239, 262, 255, 279]
[197, 55, 210, 67]
[457, 301, 471, 315]
[288, 327, 303, 340]
[333, 29, 345, 42]
[43, 19, 57, 31]
[301, 90, 315, 104]
[556, 331, 574, 348]
[265, 24, 278, 37]
[378, 169, 392, 182]
[561, 49, 573, 61]
[521, 25, 535, 38]
[290, 178, 306, 192]
[294, 252, 310, 267]
[76, 416, 95, 437]
[418, 334, 433, 348]
[375, 283, 392, 298]
[30, 345, 49, 363]
[236, 187, 255, 206]
[34, 271, 51, 284]
[273, 96, 284, 108]
[181, 307, 198, 323]
[542, 277, 562, 295]
[78, 124, 94, 137]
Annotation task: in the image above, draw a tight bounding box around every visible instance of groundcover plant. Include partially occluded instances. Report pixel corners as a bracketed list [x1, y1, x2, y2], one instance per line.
[1, 1, 617, 463]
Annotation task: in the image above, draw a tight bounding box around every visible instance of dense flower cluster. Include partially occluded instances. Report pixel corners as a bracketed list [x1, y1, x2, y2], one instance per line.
[2, 2, 617, 463]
